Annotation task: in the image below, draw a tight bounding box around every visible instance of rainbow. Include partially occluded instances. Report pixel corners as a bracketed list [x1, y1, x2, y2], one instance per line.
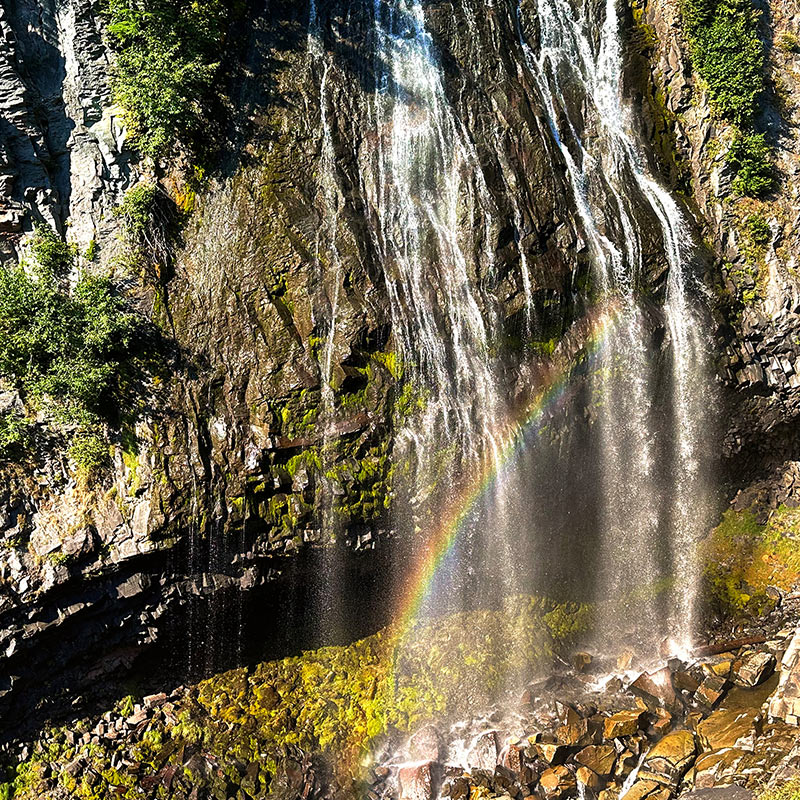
[390, 300, 626, 646]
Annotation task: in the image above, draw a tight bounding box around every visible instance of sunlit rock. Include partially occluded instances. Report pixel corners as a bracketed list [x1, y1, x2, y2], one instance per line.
[408, 725, 444, 763]
[575, 744, 617, 776]
[620, 779, 671, 800]
[696, 675, 728, 708]
[539, 765, 577, 798]
[397, 760, 439, 800]
[769, 627, 800, 725]
[638, 729, 696, 786]
[604, 710, 645, 739]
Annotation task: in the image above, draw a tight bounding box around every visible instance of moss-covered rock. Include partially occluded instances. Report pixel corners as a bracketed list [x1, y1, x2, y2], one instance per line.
[3, 595, 591, 800]
[701, 505, 800, 619]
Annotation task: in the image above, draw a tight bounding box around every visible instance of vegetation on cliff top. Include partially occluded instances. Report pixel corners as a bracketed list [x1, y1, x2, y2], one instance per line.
[681, 0, 774, 198]
[104, 0, 236, 161]
[0, 224, 145, 472]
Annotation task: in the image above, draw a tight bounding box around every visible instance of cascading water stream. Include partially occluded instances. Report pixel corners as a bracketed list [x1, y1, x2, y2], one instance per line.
[307, 3, 350, 642]
[306, 0, 715, 696]
[362, 0, 532, 617]
[516, 0, 716, 648]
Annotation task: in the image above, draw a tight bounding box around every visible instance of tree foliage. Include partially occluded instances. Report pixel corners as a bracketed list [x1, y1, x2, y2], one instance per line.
[682, 0, 765, 125]
[0, 224, 143, 470]
[727, 131, 774, 197]
[681, 0, 775, 197]
[104, 0, 231, 159]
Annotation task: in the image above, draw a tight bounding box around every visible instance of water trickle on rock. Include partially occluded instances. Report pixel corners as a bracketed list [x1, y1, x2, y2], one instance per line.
[516, 0, 717, 649]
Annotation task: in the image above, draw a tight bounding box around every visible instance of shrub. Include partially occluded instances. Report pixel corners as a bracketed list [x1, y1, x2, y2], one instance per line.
[744, 213, 771, 246]
[0, 409, 31, 458]
[114, 182, 158, 239]
[727, 131, 775, 196]
[103, 0, 232, 160]
[0, 224, 143, 468]
[681, 0, 765, 125]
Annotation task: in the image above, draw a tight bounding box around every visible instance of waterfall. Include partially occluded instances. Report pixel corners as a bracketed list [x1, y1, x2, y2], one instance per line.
[363, 0, 530, 614]
[517, 0, 716, 648]
[307, 2, 350, 643]
[306, 0, 716, 664]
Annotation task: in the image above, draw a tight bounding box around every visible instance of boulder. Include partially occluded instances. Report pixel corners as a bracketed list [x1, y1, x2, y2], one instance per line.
[731, 651, 775, 688]
[631, 668, 677, 709]
[674, 671, 701, 693]
[652, 708, 672, 735]
[687, 749, 748, 789]
[501, 744, 524, 772]
[769, 627, 800, 725]
[398, 761, 439, 800]
[696, 676, 777, 751]
[576, 765, 602, 789]
[696, 675, 728, 708]
[638, 730, 696, 786]
[493, 764, 518, 792]
[554, 705, 600, 746]
[409, 725, 445, 762]
[604, 710, 644, 739]
[531, 742, 569, 765]
[575, 745, 616, 776]
[620, 779, 671, 800]
[574, 652, 593, 672]
[468, 731, 501, 770]
[539, 765, 577, 798]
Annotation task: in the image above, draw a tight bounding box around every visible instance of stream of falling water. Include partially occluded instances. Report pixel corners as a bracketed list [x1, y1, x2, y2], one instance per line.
[517, 0, 716, 649]
[363, 0, 528, 613]
[307, 2, 348, 642]
[305, 0, 715, 706]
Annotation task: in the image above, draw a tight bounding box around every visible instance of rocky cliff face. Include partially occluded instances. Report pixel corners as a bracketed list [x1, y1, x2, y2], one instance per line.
[1, 0, 799, 759]
[0, 0, 595, 732]
[639, 0, 800, 505]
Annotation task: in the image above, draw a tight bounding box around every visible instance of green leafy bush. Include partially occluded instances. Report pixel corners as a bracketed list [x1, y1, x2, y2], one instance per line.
[681, 0, 776, 197]
[681, 0, 765, 125]
[0, 409, 31, 457]
[0, 224, 142, 468]
[103, 0, 231, 159]
[114, 181, 158, 239]
[744, 213, 771, 246]
[728, 131, 774, 197]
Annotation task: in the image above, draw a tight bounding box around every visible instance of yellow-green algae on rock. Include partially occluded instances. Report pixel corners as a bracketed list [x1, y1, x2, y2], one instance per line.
[2, 596, 590, 800]
[702, 505, 800, 618]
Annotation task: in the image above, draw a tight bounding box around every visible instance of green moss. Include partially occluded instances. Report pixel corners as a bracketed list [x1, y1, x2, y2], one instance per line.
[529, 337, 558, 358]
[737, 212, 771, 267]
[5, 596, 593, 799]
[757, 778, 800, 800]
[777, 31, 800, 54]
[286, 449, 322, 478]
[702, 506, 800, 619]
[680, 0, 776, 198]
